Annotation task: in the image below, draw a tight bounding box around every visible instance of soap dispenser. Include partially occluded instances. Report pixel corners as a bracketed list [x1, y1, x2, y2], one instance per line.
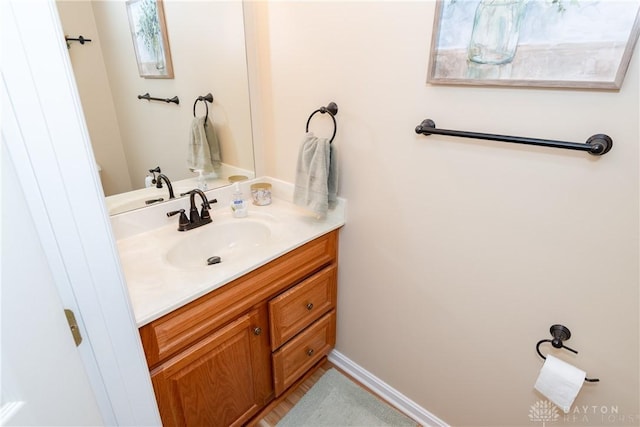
[230, 183, 248, 218]
[195, 170, 208, 191]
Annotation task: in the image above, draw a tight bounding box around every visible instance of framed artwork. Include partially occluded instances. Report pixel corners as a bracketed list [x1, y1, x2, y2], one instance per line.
[427, 0, 640, 89]
[126, 0, 174, 79]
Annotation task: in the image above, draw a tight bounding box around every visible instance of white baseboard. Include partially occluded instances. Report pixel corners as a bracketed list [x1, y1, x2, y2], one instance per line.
[328, 350, 449, 427]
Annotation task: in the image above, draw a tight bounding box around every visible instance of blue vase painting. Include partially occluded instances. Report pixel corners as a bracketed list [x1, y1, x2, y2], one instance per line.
[467, 0, 529, 65]
[428, 0, 640, 88]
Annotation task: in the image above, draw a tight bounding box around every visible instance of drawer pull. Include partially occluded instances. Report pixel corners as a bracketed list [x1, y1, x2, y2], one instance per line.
[253, 327, 262, 336]
[306, 348, 314, 357]
[306, 303, 314, 310]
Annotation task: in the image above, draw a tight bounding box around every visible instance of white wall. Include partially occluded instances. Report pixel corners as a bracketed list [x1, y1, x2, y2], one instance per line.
[256, 1, 639, 425]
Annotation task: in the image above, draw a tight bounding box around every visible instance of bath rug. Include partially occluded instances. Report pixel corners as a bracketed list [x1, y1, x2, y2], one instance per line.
[276, 368, 417, 427]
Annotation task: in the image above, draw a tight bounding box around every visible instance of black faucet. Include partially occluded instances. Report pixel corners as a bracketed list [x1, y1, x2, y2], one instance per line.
[155, 174, 175, 199]
[187, 189, 210, 224]
[167, 189, 217, 231]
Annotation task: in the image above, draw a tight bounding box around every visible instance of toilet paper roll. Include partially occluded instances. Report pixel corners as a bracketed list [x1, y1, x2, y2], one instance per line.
[534, 354, 586, 413]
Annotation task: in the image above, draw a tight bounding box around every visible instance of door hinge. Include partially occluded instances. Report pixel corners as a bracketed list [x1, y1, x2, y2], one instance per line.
[64, 309, 82, 347]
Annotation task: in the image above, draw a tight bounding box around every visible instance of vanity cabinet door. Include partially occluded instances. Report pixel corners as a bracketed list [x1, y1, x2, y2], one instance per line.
[150, 306, 272, 427]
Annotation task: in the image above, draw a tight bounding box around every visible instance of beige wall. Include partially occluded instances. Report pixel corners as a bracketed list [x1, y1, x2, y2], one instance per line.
[57, 1, 132, 196]
[60, 1, 255, 195]
[255, 1, 639, 425]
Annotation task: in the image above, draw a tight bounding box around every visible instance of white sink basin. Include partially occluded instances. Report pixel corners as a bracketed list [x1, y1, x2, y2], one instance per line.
[164, 220, 272, 269]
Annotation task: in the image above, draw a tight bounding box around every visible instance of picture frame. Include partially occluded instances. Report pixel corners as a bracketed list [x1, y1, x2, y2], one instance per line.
[126, 0, 174, 79]
[427, 0, 640, 89]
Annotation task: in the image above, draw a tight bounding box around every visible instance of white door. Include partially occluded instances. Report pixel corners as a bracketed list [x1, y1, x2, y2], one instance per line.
[1, 1, 161, 425]
[1, 141, 104, 426]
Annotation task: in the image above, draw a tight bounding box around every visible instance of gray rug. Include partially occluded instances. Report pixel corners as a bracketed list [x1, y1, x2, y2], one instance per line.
[276, 368, 417, 427]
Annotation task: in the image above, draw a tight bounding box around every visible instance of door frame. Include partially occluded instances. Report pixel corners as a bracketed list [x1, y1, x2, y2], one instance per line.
[2, 1, 160, 425]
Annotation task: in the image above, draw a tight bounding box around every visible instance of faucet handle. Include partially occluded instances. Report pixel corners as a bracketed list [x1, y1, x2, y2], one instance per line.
[200, 198, 217, 221]
[145, 197, 164, 205]
[167, 209, 189, 231]
[148, 166, 161, 184]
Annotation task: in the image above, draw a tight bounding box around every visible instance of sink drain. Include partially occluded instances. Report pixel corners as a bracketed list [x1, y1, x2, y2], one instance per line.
[207, 256, 221, 266]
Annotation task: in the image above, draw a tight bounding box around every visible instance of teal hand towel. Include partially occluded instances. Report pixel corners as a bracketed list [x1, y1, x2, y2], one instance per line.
[204, 118, 221, 168]
[293, 133, 338, 218]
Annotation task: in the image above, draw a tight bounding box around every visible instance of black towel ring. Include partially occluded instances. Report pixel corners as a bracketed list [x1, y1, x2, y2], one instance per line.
[305, 102, 338, 143]
[193, 93, 214, 122]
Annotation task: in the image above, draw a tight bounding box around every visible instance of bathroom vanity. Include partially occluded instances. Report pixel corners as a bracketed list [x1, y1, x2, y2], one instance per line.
[139, 231, 338, 426]
[113, 179, 345, 427]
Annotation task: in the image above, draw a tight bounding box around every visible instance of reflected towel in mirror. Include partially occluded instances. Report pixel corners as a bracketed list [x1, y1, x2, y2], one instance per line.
[187, 116, 221, 173]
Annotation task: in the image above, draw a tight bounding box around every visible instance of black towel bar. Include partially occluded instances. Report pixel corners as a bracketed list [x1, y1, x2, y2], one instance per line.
[415, 119, 612, 156]
[137, 93, 179, 105]
[306, 102, 338, 143]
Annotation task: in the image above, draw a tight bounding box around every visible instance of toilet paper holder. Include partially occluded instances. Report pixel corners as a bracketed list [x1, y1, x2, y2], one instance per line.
[536, 324, 600, 382]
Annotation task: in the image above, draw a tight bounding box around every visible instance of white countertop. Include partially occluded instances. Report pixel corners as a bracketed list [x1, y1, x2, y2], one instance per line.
[112, 177, 346, 327]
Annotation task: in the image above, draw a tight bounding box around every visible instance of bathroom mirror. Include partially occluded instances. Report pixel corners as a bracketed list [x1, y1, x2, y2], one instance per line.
[56, 0, 255, 215]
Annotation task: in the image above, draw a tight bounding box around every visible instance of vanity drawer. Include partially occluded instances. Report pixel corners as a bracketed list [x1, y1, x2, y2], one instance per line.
[269, 264, 337, 350]
[272, 310, 336, 396]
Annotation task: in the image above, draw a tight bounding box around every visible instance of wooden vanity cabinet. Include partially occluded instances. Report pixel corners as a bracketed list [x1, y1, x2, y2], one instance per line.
[150, 306, 271, 427]
[139, 231, 338, 427]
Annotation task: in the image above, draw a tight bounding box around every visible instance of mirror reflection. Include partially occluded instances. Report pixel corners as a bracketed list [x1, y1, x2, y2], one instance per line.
[56, 0, 255, 215]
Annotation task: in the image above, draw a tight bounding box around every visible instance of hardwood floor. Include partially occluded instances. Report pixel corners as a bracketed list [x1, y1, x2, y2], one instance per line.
[251, 359, 420, 427]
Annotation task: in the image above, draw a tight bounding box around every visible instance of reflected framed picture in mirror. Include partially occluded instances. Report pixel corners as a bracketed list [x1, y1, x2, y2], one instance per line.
[126, 0, 174, 79]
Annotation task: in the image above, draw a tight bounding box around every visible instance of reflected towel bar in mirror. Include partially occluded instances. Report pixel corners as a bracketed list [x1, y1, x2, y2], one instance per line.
[193, 93, 214, 121]
[415, 119, 612, 156]
[65, 35, 92, 48]
[137, 93, 180, 105]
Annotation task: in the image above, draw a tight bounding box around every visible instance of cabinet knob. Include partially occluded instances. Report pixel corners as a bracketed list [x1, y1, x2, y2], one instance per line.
[306, 303, 314, 311]
[306, 348, 314, 357]
[253, 327, 262, 336]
